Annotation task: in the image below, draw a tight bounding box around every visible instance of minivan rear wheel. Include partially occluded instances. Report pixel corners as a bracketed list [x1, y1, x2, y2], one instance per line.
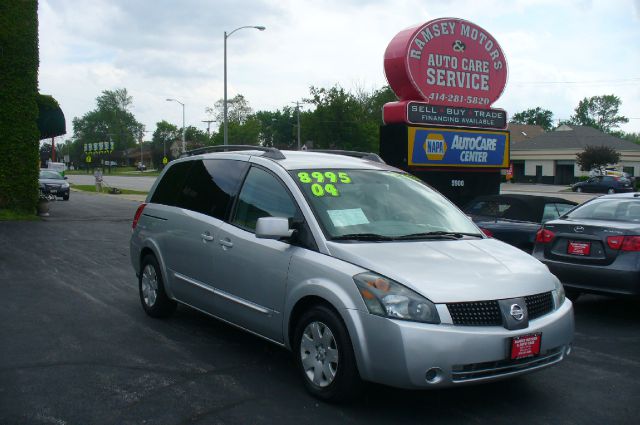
[607, 188, 615, 194]
[293, 305, 361, 402]
[139, 255, 176, 318]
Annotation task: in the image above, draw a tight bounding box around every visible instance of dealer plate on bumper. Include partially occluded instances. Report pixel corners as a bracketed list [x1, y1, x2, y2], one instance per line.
[511, 333, 541, 360]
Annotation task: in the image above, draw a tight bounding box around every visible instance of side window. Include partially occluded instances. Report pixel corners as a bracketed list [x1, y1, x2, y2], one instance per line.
[232, 167, 298, 232]
[177, 159, 249, 219]
[150, 161, 192, 207]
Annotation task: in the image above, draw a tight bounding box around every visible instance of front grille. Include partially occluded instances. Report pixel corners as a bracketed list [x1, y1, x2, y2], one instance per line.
[447, 300, 502, 326]
[447, 291, 554, 326]
[525, 292, 553, 320]
[451, 347, 564, 382]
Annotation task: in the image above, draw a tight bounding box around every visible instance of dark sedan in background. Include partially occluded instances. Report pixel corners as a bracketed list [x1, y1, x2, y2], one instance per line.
[464, 194, 577, 252]
[533, 193, 640, 300]
[39, 169, 70, 200]
[572, 175, 634, 194]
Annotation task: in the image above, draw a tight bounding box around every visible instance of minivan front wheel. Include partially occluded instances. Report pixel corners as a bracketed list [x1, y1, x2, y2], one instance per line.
[607, 188, 615, 194]
[293, 305, 361, 402]
[139, 255, 176, 318]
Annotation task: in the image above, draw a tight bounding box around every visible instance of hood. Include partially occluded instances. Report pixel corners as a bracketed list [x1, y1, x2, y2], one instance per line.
[39, 178, 66, 185]
[326, 238, 554, 303]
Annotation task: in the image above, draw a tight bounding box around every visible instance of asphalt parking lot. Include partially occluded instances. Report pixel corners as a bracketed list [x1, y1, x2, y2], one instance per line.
[1, 192, 639, 425]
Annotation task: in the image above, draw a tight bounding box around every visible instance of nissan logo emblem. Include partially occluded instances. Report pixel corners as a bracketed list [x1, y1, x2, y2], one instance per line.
[510, 304, 525, 321]
[574, 226, 584, 232]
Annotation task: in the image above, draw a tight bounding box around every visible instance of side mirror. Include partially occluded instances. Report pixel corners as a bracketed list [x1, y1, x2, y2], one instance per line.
[64, 176, 68, 180]
[256, 217, 294, 239]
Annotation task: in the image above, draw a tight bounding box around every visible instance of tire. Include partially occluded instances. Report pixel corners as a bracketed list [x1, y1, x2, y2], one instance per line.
[565, 288, 581, 303]
[576, 187, 583, 193]
[607, 188, 615, 194]
[293, 304, 361, 402]
[139, 255, 176, 318]
[63, 194, 69, 201]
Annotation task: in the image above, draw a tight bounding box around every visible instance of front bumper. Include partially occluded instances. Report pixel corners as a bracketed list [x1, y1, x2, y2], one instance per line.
[43, 185, 69, 197]
[346, 300, 573, 389]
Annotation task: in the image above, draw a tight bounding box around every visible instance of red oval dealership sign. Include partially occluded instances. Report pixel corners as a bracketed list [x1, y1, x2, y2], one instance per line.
[384, 18, 508, 108]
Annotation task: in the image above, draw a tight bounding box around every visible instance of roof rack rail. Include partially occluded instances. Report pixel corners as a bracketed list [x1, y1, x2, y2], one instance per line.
[180, 145, 285, 160]
[309, 150, 386, 164]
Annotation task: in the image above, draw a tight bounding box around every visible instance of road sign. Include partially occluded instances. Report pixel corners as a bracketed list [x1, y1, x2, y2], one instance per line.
[86, 155, 92, 163]
[162, 156, 168, 165]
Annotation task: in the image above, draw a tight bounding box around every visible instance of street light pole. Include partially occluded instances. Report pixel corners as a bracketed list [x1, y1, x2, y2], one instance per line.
[224, 25, 266, 145]
[166, 98, 186, 153]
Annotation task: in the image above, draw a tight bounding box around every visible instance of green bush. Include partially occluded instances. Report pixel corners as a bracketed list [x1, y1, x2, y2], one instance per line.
[0, 1, 40, 213]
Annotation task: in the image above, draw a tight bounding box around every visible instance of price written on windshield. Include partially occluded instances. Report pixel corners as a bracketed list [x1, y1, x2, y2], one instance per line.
[297, 171, 352, 197]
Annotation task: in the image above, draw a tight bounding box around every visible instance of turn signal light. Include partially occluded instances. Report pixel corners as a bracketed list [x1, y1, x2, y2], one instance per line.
[132, 203, 147, 230]
[608, 235, 640, 251]
[535, 228, 555, 244]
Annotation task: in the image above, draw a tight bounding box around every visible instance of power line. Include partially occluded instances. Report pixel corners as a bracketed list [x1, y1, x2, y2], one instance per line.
[511, 77, 640, 85]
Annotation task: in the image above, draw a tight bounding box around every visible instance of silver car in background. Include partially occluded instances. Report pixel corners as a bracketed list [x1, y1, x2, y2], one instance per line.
[130, 148, 574, 401]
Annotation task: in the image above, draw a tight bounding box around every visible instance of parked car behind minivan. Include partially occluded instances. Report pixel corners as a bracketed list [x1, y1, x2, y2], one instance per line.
[130, 147, 574, 401]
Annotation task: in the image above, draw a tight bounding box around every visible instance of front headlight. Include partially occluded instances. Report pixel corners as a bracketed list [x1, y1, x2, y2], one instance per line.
[552, 277, 566, 308]
[353, 272, 440, 324]
[62, 182, 69, 188]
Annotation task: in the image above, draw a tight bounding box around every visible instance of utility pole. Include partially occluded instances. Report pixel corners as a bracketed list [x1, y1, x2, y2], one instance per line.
[202, 120, 215, 136]
[292, 100, 311, 150]
[295, 102, 301, 150]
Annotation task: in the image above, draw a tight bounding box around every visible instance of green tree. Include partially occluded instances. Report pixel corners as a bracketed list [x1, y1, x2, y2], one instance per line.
[569, 95, 629, 133]
[39, 142, 52, 167]
[151, 120, 179, 168]
[0, 1, 40, 213]
[510, 107, 554, 131]
[71, 88, 144, 166]
[303, 85, 378, 152]
[254, 109, 296, 147]
[205, 94, 253, 124]
[576, 145, 620, 172]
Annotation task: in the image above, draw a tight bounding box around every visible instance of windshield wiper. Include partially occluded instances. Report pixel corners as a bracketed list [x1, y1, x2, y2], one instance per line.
[331, 233, 394, 241]
[393, 231, 483, 240]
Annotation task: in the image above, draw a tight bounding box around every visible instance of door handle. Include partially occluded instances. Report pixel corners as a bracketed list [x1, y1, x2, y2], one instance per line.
[219, 238, 234, 248]
[201, 232, 214, 242]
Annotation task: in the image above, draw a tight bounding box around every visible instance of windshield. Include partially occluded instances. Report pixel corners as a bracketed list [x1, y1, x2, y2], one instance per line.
[563, 198, 640, 222]
[290, 169, 481, 239]
[39, 170, 63, 180]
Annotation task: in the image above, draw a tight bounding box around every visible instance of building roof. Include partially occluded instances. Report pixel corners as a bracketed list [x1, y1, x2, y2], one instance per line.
[507, 124, 545, 144]
[512, 125, 640, 151]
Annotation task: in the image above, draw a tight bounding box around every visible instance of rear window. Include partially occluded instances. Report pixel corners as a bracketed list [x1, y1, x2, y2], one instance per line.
[565, 198, 640, 222]
[40, 170, 63, 180]
[151, 161, 192, 207]
[150, 159, 248, 220]
[542, 203, 575, 222]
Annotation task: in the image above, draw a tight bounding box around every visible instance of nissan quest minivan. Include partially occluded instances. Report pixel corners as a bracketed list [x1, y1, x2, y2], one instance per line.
[130, 147, 574, 401]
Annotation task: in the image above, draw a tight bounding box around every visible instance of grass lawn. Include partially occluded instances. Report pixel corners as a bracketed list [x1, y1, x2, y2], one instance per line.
[66, 167, 161, 177]
[0, 209, 39, 221]
[71, 184, 148, 196]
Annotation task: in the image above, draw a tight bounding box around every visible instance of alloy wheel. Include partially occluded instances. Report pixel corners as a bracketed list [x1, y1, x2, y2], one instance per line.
[300, 321, 339, 387]
[141, 264, 158, 307]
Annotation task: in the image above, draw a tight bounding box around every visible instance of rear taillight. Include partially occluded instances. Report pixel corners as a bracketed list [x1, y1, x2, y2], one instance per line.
[132, 203, 147, 230]
[607, 236, 624, 250]
[535, 228, 555, 244]
[607, 235, 640, 251]
[480, 227, 493, 237]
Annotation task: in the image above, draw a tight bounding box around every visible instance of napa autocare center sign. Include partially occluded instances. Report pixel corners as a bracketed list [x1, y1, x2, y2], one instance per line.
[382, 17, 510, 168]
[408, 127, 509, 167]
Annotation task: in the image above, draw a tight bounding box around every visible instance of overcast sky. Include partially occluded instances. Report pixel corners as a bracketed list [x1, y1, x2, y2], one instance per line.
[39, 0, 640, 140]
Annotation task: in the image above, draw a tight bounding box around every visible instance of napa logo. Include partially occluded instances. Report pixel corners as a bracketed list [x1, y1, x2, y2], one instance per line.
[424, 133, 447, 160]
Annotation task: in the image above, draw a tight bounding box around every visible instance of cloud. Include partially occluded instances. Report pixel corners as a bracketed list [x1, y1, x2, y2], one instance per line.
[39, 0, 640, 136]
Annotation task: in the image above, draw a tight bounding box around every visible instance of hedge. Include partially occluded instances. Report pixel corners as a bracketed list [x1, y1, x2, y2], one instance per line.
[0, 1, 40, 213]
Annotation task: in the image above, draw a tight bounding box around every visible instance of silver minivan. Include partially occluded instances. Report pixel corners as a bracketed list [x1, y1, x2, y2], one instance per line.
[130, 148, 574, 401]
